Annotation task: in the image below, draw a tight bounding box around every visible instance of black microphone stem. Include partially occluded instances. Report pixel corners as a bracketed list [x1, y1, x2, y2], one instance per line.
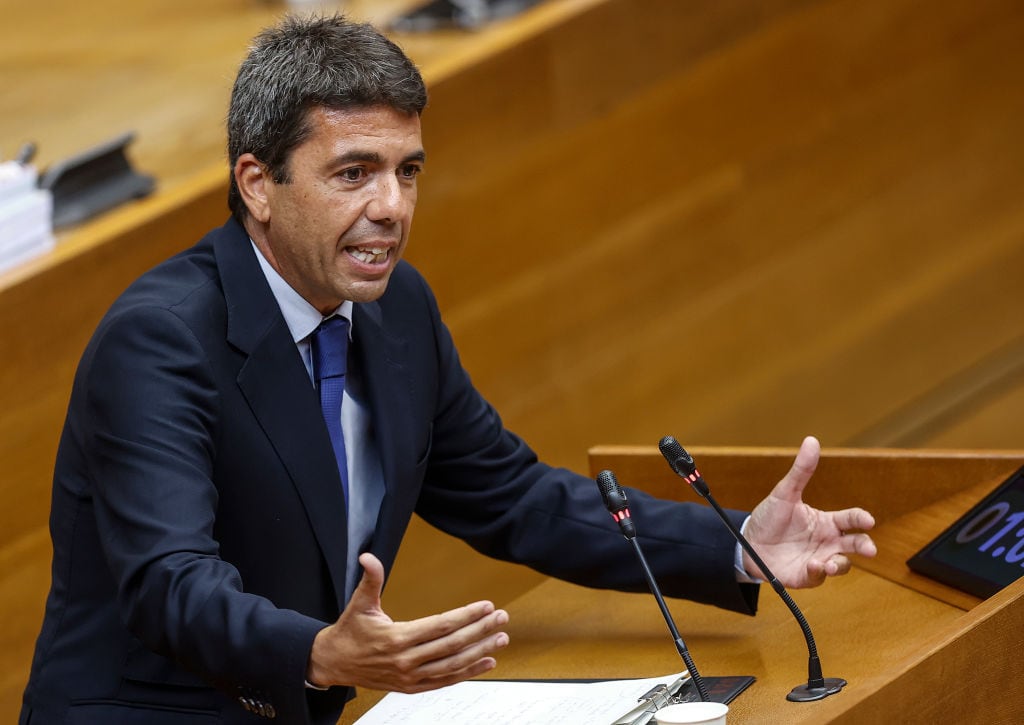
[628, 536, 711, 702]
[696, 492, 826, 691]
[596, 469, 712, 702]
[658, 435, 845, 702]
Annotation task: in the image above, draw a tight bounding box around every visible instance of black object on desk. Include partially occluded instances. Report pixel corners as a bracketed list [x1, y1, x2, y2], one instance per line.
[500, 674, 755, 708]
[389, 0, 544, 32]
[39, 132, 155, 228]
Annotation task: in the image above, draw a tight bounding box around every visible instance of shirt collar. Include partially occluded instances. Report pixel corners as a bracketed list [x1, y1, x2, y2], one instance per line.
[249, 240, 353, 343]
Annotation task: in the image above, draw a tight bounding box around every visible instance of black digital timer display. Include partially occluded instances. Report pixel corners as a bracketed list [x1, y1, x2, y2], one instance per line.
[907, 465, 1024, 599]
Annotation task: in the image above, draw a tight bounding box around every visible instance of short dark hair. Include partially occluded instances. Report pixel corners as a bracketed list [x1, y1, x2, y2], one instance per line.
[227, 14, 428, 222]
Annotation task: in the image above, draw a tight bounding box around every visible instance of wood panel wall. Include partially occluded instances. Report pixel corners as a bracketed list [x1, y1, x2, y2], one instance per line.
[387, 0, 1024, 623]
[2, 0, 1023, 718]
[407, 0, 1024, 474]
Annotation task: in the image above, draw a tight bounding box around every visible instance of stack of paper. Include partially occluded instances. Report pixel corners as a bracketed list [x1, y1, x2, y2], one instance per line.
[0, 160, 55, 274]
[353, 671, 689, 725]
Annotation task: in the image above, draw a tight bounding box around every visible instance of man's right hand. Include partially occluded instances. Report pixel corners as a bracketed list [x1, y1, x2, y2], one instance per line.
[305, 552, 510, 693]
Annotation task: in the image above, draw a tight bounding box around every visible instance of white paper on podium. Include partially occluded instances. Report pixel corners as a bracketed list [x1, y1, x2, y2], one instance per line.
[352, 671, 688, 725]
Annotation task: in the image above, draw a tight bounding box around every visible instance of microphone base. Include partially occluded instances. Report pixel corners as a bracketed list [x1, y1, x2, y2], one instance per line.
[786, 677, 847, 702]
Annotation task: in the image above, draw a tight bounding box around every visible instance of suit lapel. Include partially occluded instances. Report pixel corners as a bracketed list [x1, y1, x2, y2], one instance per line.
[351, 300, 422, 576]
[213, 222, 350, 610]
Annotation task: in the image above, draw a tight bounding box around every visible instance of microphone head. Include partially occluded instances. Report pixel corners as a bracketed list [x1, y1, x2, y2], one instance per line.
[596, 469, 628, 513]
[596, 469, 636, 538]
[659, 436, 696, 476]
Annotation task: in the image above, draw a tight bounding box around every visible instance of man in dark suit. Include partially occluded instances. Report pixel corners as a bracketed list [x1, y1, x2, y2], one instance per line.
[20, 14, 876, 725]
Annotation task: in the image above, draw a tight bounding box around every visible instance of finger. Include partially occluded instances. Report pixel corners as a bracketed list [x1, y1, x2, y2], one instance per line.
[374, 613, 509, 693]
[359, 552, 385, 582]
[804, 558, 828, 587]
[416, 628, 511, 680]
[348, 553, 386, 611]
[773, 435, 821, 502]
[822, 554, 851, 577]
[407, 608, 509, 667]
[833, 507, 876, 533]
[805, 553, 850, 584]
[401, 656, 501, 694]
[831, 511, 878, 558]
[396, 600, 501, 652]
[360, 653, 500, 694]
[846, 532, 877, 558]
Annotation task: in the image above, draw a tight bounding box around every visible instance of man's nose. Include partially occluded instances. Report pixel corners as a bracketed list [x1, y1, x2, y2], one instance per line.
[366, 174, 410, 223]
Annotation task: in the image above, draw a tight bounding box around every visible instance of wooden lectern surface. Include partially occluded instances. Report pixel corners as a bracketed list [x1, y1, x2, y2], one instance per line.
[343, 562, 1024, 725]
[339, 445, 1024, 724]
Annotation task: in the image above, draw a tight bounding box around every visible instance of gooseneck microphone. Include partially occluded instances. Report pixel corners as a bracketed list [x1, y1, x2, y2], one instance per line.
[657, 436, 846, 702]
[596, 469, 710, 702]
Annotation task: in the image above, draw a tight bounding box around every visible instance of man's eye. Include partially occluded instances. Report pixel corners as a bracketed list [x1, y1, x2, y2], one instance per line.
[399, 164, 422, 179]
[339, 167, 365, 181]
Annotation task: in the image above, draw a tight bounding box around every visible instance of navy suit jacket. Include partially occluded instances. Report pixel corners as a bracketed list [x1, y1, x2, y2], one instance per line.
[21, 219, 757, 724]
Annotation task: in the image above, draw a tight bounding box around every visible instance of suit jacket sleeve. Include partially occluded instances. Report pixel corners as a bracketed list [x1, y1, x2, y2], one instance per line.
[397, 268, 759, 615]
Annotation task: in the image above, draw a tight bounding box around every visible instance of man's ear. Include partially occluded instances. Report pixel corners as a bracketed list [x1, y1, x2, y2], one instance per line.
[235, 153, 272, 223]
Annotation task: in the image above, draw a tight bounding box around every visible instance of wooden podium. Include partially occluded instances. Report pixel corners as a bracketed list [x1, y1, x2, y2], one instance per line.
[343, 445, 1024, 723]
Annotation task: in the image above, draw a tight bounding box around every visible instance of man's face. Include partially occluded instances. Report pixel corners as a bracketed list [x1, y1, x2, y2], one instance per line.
[245, 105, 424, 313]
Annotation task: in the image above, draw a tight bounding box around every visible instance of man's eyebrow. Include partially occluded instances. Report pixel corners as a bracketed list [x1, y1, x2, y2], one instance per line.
[328, 149, 426, 166]
[331, 150, 384, 166]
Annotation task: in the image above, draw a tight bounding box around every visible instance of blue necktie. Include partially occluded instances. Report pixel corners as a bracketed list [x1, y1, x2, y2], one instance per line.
[312, 316, 350, 505]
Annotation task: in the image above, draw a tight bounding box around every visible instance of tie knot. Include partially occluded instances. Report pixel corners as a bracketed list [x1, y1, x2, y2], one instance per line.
[312, 316, 349, 381]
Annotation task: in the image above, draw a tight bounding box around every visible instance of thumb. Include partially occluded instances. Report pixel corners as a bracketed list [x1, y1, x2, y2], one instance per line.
[349, 552, 386, 612]
[774, 436, 820, 502]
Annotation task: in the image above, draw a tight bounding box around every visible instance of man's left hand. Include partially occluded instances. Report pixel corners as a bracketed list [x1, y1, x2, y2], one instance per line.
[743, 436, 877, 588]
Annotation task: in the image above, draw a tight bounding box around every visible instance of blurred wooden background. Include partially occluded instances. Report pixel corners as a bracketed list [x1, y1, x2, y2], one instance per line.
[2, 0, 1023, 719]
[412, 0, 1024, 468]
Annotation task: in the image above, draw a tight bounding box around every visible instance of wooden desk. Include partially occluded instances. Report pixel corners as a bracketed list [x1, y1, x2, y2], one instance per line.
[343, 445, 1024, 723]
[469, 571, 1021, 725]
[344, 556, 1024, 724]
[343, 569, 941, 723]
